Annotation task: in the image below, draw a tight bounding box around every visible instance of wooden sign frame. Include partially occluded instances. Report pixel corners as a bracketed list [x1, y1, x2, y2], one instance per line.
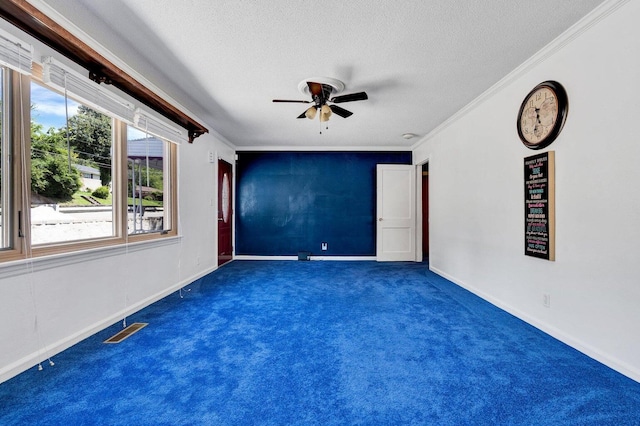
[524, 151, 555, 261]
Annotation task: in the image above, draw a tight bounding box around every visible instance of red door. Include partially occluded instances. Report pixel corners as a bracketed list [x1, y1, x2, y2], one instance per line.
[218, 159, 233, 266]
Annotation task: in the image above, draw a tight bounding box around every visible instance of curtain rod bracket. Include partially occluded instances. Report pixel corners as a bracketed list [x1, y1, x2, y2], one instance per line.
[188, 129, 207, 144]
[89, 71, 112, 85]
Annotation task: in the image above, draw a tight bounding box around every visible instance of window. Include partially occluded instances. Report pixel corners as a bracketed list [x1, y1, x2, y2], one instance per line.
[30, 81, 115, 245]
[126, 125, 175, 235]
[0, 60, 178, 263]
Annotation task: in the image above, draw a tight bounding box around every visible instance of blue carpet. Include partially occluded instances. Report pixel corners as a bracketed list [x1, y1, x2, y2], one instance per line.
[1, 261, 639, 425]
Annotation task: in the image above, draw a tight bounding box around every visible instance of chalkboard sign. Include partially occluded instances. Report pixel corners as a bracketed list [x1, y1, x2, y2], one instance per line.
[524, 151, 555, 260]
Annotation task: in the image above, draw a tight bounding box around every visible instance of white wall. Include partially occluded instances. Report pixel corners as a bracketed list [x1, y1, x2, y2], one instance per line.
[413, 0, 640, 382]
[0, 9, 242, 383]
[0, 129, 230, 383]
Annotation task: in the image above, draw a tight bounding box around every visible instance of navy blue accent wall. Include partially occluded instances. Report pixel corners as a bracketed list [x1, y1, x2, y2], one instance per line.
[236, 151, 412, 256]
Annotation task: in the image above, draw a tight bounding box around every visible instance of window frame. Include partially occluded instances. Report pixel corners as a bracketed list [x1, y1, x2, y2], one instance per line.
[0, 67, 9, 250]
[0, 62, 179, 263]
[0, 67, 30, 262]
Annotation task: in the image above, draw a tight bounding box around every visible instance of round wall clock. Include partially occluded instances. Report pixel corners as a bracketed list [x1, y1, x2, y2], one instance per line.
[517, 80, 568, 150]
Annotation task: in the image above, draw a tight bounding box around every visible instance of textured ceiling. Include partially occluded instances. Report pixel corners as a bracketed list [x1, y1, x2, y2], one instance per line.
[39, 0, 604, 149]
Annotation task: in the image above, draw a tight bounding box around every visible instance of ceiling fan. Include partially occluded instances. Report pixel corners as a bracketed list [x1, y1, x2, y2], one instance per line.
[272, 77, 368, 122]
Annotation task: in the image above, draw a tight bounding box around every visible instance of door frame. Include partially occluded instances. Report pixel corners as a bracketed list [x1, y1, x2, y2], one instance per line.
[414, 158, 430, 263]
[217, 158, 233, 266]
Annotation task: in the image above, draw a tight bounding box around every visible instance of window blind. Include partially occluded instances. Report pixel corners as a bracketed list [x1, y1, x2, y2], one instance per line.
[0, 27, 32, 75]
[41, 56, 135, 124]
[134, 108, 187, 144]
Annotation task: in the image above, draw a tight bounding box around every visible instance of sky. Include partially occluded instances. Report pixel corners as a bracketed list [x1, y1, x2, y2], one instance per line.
[31, 82, 80, 130]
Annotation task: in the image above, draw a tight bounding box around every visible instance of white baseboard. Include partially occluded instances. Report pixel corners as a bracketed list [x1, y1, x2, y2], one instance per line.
[311, 256, 376, 261]
[233, 255, 376, 261]
[0, 265, 218, 384]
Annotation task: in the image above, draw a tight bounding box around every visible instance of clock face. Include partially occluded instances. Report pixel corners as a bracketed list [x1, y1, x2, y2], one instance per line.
[517, 81, 568, 150]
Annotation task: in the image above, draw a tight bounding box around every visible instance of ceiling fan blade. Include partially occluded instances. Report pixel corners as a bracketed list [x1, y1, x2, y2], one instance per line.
[330, 91, 368, 103]
[329, 104, 353, 118]
[273, 99, 311, 103]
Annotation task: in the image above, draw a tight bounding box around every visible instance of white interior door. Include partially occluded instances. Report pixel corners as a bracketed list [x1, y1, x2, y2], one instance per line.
[376, 164, 416, 261]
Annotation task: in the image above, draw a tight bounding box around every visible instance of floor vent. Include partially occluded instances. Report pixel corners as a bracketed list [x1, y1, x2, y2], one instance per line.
[104, 323, 148, 344]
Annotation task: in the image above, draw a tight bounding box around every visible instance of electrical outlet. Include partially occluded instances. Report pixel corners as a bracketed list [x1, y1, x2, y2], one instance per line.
[543, 293, 551, 308]
[321, 242, 328, 251]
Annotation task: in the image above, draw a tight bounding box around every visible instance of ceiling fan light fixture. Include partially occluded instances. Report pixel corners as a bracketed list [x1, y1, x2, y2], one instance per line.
[305, 106, 317, 120]
[320, 105, 332, 122]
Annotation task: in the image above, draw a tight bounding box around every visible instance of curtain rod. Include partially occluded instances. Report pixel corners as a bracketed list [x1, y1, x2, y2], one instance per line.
[0, 0, 208, 143]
